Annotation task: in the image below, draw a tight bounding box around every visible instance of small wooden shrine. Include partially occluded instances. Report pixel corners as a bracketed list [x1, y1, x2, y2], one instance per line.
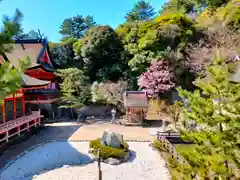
[123, 91, 148, 125]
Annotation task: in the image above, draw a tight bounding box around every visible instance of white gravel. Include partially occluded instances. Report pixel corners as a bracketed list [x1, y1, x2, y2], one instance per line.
[0, 141, 170, 180]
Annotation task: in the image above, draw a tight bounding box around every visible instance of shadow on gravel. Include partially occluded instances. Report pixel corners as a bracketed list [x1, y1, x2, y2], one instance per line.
[0, 141, 93, 180]
[127, 150, 137, 162]
[0, 123, 82, 169]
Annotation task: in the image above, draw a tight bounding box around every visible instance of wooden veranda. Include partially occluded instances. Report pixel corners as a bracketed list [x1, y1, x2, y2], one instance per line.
[0, 111, 42, 145]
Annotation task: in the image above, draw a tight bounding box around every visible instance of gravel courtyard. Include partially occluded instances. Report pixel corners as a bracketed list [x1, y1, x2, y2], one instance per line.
[0, 141, 170, 180]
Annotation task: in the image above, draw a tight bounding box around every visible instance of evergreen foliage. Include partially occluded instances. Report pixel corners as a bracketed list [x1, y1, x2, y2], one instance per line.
[59, 15, 96, 40]
[176, 51, 240, 179]
[74, 25, 126, 82]
[55, 68, 90, 108]
[0, 9, 28, 101]
[125, 0, 156, 21]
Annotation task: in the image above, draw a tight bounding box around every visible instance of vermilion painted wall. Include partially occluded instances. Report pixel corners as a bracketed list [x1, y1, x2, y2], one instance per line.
[1, 89, 25, 123]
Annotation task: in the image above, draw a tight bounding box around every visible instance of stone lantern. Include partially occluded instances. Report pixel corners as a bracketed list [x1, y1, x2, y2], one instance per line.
[111, 108, 116, 124]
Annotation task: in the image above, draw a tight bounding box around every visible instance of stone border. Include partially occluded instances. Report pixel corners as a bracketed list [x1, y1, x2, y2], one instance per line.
[0, 139, 151, 174]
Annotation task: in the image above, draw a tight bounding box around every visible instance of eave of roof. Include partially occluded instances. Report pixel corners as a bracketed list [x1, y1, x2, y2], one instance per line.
[14, 39, 43, 44]
[20, 74, 50, 87]
[124, 91, 147, 95]
[123, 91, 148, 108]
[5, 38, 57, 71]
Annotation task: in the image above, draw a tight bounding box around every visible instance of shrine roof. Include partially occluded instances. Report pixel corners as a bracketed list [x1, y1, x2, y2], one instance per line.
[20, 74, 50, 87]
[2, 38, 56, 72]
[123, 91, 148, 108]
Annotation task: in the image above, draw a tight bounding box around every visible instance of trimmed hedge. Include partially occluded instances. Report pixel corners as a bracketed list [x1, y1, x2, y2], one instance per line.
[89, 138, 129, 159]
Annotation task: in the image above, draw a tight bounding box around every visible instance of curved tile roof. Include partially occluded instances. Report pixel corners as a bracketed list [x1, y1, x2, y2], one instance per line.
[20, 74, 50, 87]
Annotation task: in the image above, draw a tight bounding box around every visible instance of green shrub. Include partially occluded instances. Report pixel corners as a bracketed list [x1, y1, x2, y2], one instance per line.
[152, 139, 166, 152]
[89, 138, 129, 159]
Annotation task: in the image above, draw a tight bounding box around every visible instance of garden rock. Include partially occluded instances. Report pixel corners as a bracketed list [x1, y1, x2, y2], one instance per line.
[104, 158, 121, 165]
[101, 129, 123, 148]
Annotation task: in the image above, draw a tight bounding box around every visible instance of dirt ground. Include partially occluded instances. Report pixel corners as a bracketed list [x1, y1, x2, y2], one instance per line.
[70, 122, 152, 141]
[0, 120, 157, 169]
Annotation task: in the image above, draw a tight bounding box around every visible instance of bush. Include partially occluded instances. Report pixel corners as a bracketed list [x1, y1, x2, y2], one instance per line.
[152, 139, 165, 152]
[89, 138, 129, 159]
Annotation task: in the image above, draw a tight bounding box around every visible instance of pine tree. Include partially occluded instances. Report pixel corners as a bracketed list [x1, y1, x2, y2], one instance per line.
[175, 51, 240, 179]
[55, 68, 90, 108]
[0, 9, 27, 101]
[125, 0, 156, 21]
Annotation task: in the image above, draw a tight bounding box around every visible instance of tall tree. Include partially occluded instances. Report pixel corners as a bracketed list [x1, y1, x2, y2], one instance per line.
[55, 68, 90, 108]
[175, 52, 240, 179]
[74, 25, 126, 82]
[125, 0, 156, 21]
[59, 15, 96, 40]
[49, 38, 79, 69]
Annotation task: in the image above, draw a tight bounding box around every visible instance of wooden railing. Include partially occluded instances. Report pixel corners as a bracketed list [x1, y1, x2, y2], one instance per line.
[156, 131, 187, 165]
[157, 132, 180, 137]
[0, 111, 43, 143]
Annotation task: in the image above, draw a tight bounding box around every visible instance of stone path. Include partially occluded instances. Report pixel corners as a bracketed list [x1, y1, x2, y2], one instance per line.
[0, 141, 170, 180]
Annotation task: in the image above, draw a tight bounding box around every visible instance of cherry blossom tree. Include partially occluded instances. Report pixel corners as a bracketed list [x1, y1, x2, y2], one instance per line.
[138, 58, 176, 95]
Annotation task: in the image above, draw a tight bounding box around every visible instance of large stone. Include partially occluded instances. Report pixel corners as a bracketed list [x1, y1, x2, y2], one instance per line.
[101, 129, 123, 148]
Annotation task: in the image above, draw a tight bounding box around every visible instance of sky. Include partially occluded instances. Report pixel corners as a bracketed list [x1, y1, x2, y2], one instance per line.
[0, 0, 166, 42]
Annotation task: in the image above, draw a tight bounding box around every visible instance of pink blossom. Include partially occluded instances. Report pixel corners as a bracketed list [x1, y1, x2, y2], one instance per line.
[138, 59, 175, 95]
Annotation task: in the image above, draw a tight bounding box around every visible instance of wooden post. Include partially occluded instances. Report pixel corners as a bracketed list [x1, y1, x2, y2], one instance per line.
[27, 120, 29, 131]
[17, 126, 20, 136]
[6, 123, 9, 142]
[21, 89, 25, 116]
[34, 118, 37, 127]
[2, 100, 5, 123]
[13, 94, 16, 119]
[97, 149, 102, 180]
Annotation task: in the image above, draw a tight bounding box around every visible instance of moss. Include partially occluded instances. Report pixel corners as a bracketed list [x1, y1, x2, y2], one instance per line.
[89, 138, 129, 159]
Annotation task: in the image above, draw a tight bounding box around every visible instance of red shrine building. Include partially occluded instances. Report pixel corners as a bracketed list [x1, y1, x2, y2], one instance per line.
[0, 38, 59, 145]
